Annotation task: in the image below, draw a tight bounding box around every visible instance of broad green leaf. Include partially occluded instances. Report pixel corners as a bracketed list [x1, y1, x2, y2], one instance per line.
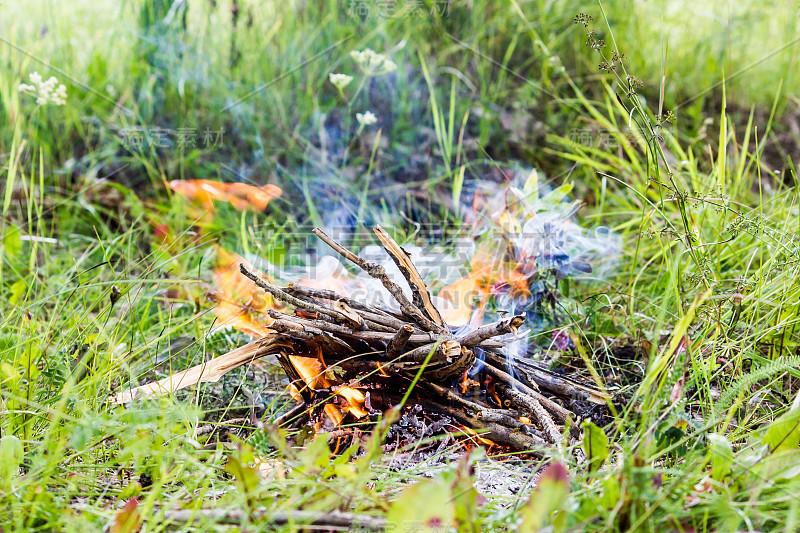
[522, 168, 540, 201]
[0, 435, 24, 481]
[118, 480, 142, 500]
[542, 181, 573, 205]
[387, 476, 455, 533]
[707, 433, 733, 481]
[2, 224, 22, 257]
[449, 452, 481, 533]
[581, 421, 609, 472]
[763, 411, 800, 453]
[297, 435, 331, 474]
[519, 461, 570, 533]
[0, 362, 21, 386]
[752, 449, 800, 483]
[224, 456, 260, 495]
[9, 279, 26, 305]
[597, 475, 620, 510]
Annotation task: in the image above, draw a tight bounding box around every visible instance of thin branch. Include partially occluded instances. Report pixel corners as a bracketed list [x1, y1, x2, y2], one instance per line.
[239, 263, 347, 322]
[496, 382, 563, 447]
[373, 225, 446, 329]
[458, 314, 525, 346]
[312, 228, 441, 332]
[163, 509, 387, 529]
[387, 325, 414, 357]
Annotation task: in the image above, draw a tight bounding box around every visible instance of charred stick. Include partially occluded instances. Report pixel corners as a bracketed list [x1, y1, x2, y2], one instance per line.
[480, 420, 547, 451]
[280, 286, 324, 307]
[496, 382, 562, 447]
[421, 381, 489, 414]
[330, 300, 366, 329]
[477, 409, 525, 426]
[268, 310, 371, 337]
[429, 347, 476, 381]
[275, 353, 313, 404]
[274, 401, 308, 428]
[268, 310, 437, 345]
[476, 410, 546, 441]
[346, 329, 436, 345]
[482, 361, 572, 423]
[425, 400, 546, 452]
[484, 350, 609, 404]
[354, 319, 396, 333]
[387, 325, 414, 357]
[482, 407, 522, 418]
[356, 309, 428, 334]
[372, 226, 446, 329]
[478, 337, 525, 349]
[269, 319, 354, 354]
[239, 263, 347, 322]
[285, 283, 403, 320]
[459, 314, 526, 346]
[400, 340, 460, 363]
[483, 360, 539, 392]
[337, 359, 389, 377]
[312, 228, 441, 332]
[299, 307, 397, 334]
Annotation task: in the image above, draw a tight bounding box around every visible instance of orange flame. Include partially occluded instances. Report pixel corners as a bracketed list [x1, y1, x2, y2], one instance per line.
[439, 248, 530, 327]
[335, 386, 369, 418]
[460, 425, 496, 447]
[169, 179, 281, 215]
[198, 186, 367, 428]
[213, 247, 275, 336]
[438, 189, 536, 327]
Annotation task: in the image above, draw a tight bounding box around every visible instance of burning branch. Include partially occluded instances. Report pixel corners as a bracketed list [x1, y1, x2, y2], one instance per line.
[114, 226, 610, 455]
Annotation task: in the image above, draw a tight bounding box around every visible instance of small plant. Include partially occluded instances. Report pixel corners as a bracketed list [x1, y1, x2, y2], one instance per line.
[17, 72, 67, 106]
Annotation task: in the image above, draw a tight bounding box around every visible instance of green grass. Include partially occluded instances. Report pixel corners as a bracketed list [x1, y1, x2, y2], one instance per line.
[3, 0, 800, 531]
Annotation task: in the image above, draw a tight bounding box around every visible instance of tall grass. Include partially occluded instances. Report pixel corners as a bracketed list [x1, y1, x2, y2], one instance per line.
[1, 1, 800, 531]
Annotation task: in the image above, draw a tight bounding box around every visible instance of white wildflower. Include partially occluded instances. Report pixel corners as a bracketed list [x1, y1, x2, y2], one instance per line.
[356, 111, 377, 127]
[329, 73, 353, 91]
[17, 71, 67, 106]
[382, 59, 397, 73]
[350, 48, 397, 76]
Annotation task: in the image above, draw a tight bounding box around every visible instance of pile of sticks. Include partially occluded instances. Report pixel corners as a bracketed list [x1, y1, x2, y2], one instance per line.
[116, 227, 608, 454]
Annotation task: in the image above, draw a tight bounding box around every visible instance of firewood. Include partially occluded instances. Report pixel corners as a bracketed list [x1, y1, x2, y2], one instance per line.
[372, 225, 446, 328]
[386, 325, 414, 357]
[111, 335, 291, 404]
[312, 228, 442, 332]
[483, 350, 610, 404]
[112, 226, 602, 454]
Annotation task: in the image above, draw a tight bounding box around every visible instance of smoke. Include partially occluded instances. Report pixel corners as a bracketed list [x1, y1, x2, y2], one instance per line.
[247, 166, 621, 361]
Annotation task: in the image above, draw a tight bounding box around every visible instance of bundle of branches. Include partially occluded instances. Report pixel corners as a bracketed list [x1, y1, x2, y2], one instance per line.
[115, 227, 609, 454]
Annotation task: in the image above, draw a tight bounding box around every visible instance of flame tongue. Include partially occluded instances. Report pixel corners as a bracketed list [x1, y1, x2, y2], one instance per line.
[213, 248, 276, 336]
[286, 347, 368, 423]
[212, 246, 367, 428]
[335, 386, 368, 418]
[169, 179, 281, 214]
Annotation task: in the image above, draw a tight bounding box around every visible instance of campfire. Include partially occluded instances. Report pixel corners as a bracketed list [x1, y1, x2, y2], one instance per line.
[115, 221, 609, 457]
